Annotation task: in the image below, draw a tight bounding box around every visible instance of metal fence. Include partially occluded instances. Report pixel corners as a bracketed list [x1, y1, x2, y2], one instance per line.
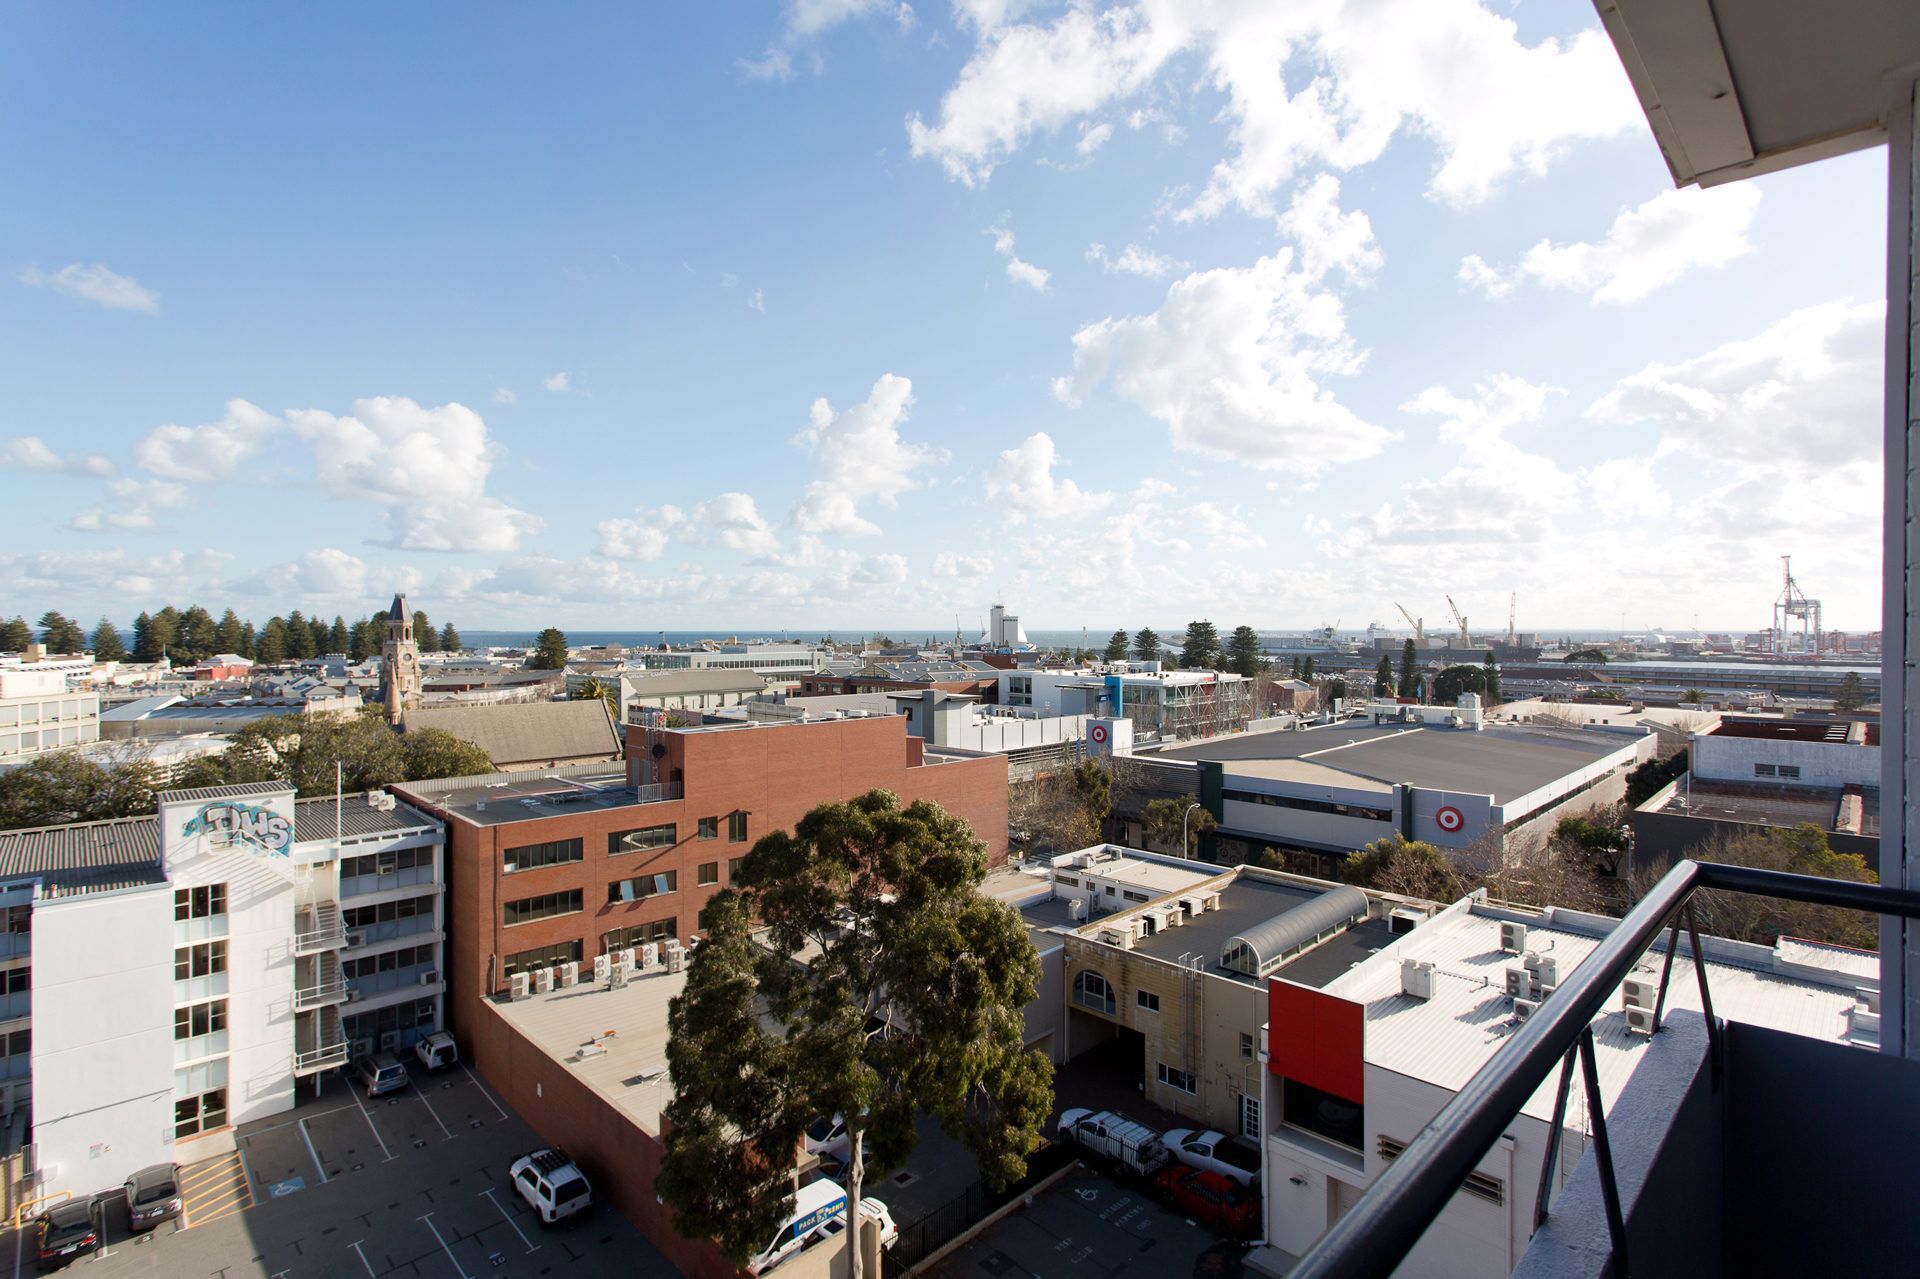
[883, 1140, 1078, 1270]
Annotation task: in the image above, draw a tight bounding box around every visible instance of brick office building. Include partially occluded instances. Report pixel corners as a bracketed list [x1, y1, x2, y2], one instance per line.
[391, 712, 1008, 1049]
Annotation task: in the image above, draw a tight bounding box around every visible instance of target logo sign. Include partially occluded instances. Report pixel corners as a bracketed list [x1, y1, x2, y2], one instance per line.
[1089, 724, 1110, 745]
[1435, 805, 1465, 834]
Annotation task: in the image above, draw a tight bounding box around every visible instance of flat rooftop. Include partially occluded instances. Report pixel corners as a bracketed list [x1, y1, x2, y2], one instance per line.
[398, 765, 654, 827]
[1149, 722, 1404, 763]
[1321, 901, 1875, 1122]
[1052, 847, 1221, 897]
[1126, 876, 1327, 984]
[1646, 779, 1879, 838]
[1271, 916, 1399, 990]
[488, 968, 684, 1136]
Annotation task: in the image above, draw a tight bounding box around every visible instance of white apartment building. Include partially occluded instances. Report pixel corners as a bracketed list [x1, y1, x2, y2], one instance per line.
[0, 781, 445, 1205]
[640, 643, 824, 677]
[0, 666, 99, 765]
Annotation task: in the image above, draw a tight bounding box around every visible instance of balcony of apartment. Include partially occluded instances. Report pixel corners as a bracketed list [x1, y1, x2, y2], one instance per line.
[294, 951, 348, 1011]
[293, 1004, 349, 1076]
[346, 958, 441, 1007]
[344, 909, 441, 950]
[340, 855, 439, 900]
[292, 898, 347, 955]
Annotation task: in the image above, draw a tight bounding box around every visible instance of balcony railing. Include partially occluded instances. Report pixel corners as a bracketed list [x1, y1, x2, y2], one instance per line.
[1290, 859, 1920, 1279]
[293, 1006, 348, 1075]
[293, 900, 346, 955]
[295, 952, 348, 1010]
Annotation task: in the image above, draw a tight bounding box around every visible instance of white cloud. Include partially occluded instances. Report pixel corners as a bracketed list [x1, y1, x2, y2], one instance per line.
[594, 517, 673, 562]
[931, 551, 992, 578]
[0, 436, 114, 477]
[792, 374, 939, 535]
[786, 0, 912, 37]
[1076, 120, 1113, 155]
[20, 262, 159, 313]
[987, 222, 1050, 291]
[1462, 185, 1763, 305]
[543, 372, 574, 393]
[952, 0, 1032, 33]
[69, 478, 188, 532]
[749, 287, 767, 313]
[985, 432, 1114, 521]
[0, 547, 230, 602]
[237, 548, 398, 600]
[1400, 374, 1561, 447]
[492, 386, 518, 405]
[1274, 175, 1380, 281]
[906, 3, 1637, 209]
[1052, 249, 1394, 473]
[286, 396, 543, 552]
[737, 47, 795, 81]
[596, 493, 783, 561]
[854, 553, 909, 584]
[1086, 242, 1185, 279]
[134, 399, 279, 480]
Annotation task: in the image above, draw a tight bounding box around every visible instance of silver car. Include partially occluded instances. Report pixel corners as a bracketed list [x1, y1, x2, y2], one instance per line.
[353, 1052, 409, 1097]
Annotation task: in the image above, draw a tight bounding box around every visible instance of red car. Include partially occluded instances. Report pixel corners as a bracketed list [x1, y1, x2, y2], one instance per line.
[1155, 1165, 1258, 1236]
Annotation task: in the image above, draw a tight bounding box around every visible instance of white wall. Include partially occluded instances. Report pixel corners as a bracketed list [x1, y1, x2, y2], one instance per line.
[30, 884, 176, 1203]
[1220, 774, 1399, 854]
[1693, 733, 1879, 788]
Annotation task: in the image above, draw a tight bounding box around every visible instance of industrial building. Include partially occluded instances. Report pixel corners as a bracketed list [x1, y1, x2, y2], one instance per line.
[0, 665, 99, 766]
[0, 782, 445, 1208]
[399, 699, 624, 770]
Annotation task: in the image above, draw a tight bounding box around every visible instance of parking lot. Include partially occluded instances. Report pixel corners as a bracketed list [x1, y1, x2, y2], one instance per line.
[3, 1059, 675, 1279]
[925, 1165, 1247, 1279]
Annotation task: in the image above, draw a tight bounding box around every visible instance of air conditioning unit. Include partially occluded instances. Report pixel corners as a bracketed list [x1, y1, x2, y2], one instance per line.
[1388, 907, 1424, 935]
[1625, 1006, 1657, 1036]
[352, 1037, 375, 1058]
[1500, 922, 1527, 955]
[532, 967, 553, 994]
[376, 854, 399, 875]
[1513, 997, 1539, 1023]
[666, 946, 686, 974]
[1536, 956, 1560, 989]
[640, 943, 660, 970]
[609, 966, 628, 989]
[1400, 959, 1435, 1001]
[381, 1030, 402, 1050]
[1622, 977, 1656, 1010]
[510, 973, 530, 1001]
[593, 954, 611, 983]
[346, 930, 366, 948]
[1068, 898, 1088, 922]
[1504, 966, 1530, 999]
[558, 961, 579, 988]
[1099, 926, 1135, 950]
[418, 970, 438, 987]
[1855, 987, 1881, 1015]
[618, 948, 637, 970]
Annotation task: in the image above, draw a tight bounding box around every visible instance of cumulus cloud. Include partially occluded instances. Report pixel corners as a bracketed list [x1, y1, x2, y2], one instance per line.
[854, 552, 909, 584]
[792, 374, 939, 535]
[1461, 185, 1763, 305]
[1274, 175, 1381, 281]
[543, 372, 573, 393]
[786, 0, 912, 37]
[987, 222, 1051, 290]
[20, 262, 159, 313]
[70, 478, 188, 532]
[932, 551, 992, 578]
[984, 432, 1114, 521]
[737, 47, 795, 80]
[135, 399, 279, 480]
[0, 436, 114, 477]
[597, 493, 783, 561]
[1076, 121, 1113, 155]
[1086, 242, 1185, 279]
[595, 517, 673, 563]
[237, 548, 404, 600]
[286, 396, 543, 552]
[749, 287, 767, 313]
[492, 386, 518, 405]
[1051, 248, 1393, 472]
[0, 547, 230, 601]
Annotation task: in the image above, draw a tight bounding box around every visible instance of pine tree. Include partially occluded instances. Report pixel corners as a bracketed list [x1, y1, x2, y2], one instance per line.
[1131, 627, 1162, 664]
[131, 613, 156, 662]
[0, 617, 30, 652]
[240, 622, 257, 657]
[214, 609, 247, 656]
[1103, 629, 1130, 662]
[1374, 655, 1393, 697]
[1225, 625, 1263, 677]
[1290, 656, 1301, 678]
[256, 618, 290, 665]
[1482, 651, 1501, 704]
[412, 610, 436, 653]
[180, 606, 218, 662]
[284, 611, 317, 660]
[440, 622, 461, 653]
[1302, 654, 1315, 679]
[89, 618, 127, 661]
[308, 617, 329, 658]
[529, 627, 569, 670]
[1398, 639, 1418, 699]
[37, 611, 85, 653]
[153, 607, 182, 658]
[349, 620, 377, 663]
[1178, 620, 1221, 669]
[328, 617, 350, 655]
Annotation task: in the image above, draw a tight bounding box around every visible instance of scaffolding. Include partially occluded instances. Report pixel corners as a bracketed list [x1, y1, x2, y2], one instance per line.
[1155, 677, 1257, 740]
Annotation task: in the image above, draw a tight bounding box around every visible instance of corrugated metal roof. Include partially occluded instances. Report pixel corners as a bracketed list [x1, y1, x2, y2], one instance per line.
[1226, 885, 1368, 971]
[0, 815, 165, 898]
[400, 701, 621, 768]
[292, 795, 439, 842]
[617, 669, 767, 696]
[157, 780, 288, 804]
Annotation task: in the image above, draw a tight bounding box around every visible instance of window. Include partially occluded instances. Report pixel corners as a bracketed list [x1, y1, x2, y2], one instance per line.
[174, 883, 228, 921]
[174, 1087, 228, 1139]
[341, 846, 433, 879]
[1283, 1078, 1363, 1151]
[1055, 874, 1079, 888]
[1072, 970, 1115, 1015]
[174, 999, 228, 1040]
[1779, 764, 1802, 779]
[1240, 1032, 1255, 1059]
[1221, 789, 1395, 823]
[174, 942, 227, 981]
[504, 941, 582, 979]
[728, 857, 745, 883]
[1754, 763, 1778, 778]
[503, 838, 583, 872]
[1156, 1063, 1197, 1094]
[1105, 885, 1116, 897]
[728, 811, 748, 842]
[697, 862, 719, 886]
[1122, 890, 1150, 903]
[1377, 1135, 1504, 1204]
[503, 889, 583, 926]
[1238, 1093, 1261, 1141]
[343, 945, 434, 981]
[697, 816, 718, 840]
[604, 918, 677, 951]
[1, 1028, 28, 1059]
[608, 871, 676, 904]
[610, 824, 676, 855]
[2, 968, 27, 996]
[1136, 989, 1160, 1013]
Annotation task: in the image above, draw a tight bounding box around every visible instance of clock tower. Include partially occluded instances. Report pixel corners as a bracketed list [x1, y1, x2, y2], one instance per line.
[381, 592, 422, 721]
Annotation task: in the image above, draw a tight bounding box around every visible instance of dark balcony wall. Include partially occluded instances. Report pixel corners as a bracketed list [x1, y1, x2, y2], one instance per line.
[1724, 1023, 1920, 1277]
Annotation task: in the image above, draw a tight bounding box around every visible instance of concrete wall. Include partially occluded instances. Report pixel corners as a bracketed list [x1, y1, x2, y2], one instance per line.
[1027, 942, 1065, 1064]
[30, 883, 176, 1202]
[1694, 732, 1879, 787]
[1220, 774, 1396, 855]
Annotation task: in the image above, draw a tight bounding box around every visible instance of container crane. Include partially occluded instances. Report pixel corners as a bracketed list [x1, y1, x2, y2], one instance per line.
[1445, 595, 1471, 648]
[1394, 603, 1425, 645]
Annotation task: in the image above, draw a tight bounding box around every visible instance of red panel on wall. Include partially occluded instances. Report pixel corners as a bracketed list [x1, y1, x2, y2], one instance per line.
[1267, 979, 1365, 1105]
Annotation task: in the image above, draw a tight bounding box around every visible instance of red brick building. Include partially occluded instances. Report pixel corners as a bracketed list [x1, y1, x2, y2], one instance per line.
[392, 712, 1008, 1049]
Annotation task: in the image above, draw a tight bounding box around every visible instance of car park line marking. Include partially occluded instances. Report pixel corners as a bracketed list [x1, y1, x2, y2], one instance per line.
[299, 1116, 331, 1183]
[242, 1103, 359, 1141]
[418, 1213, 472, 1279]
[350, 1088, 397, 1163]
[479, 1187, 539, 1253]
[349, 1238, 378, 1278]
[414, 1087, 455, 1141]
[459, 1063, 509, 1121]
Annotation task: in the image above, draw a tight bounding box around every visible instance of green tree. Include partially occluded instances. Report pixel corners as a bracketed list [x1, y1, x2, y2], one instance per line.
[1482, 651, 1501, 703]
[440, 622, 462, 652]
[215, 609, 248, 657]
[328, 616, 350, 656]
[1565, 647, 1609, 664]
[1143, 796, 1215, 855]
[308, 616, 330, 659]
[0, 617, 31, 652]
[1835, 672, 1866, 711]
[1680, 688, 1706, 705]
[1432, 663, 1490, 706]
[1226, 625, 1263, 677]
[255, 618, 290, 665]
[412, 610, 436, 653]
[1103, 629, 1130, 662]
[0, 752, 159, 830]
[659, 792, 1052, 1270]
[572, 676, 619, 717]
[348, 619, 377, 663]
[1131, 627, 1162, 664]
[1373, 655, 1394, 697]
[528, 627, 569, 670]
[1397, 639, 1418, 699]
[1654, 824, 1879, 949]
[400, 727, 495, 780]
[89, 617, 127, 662]
[37, 611, 85, 653]
[1625, 751, 1689, 806]
[1066, 759, 1111, 831]
[1320, 676, 1349, 704]
[1342, 835, 1465, 901]
[1178, 620, 1221, 669]
[179, 606, 218, 663]
[1301, 654, 1315, 680]
[1289, 656, 1301, 678]
[284, 611, 317, 660]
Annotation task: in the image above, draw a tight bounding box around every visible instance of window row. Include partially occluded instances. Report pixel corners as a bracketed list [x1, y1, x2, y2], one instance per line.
[604, 918, 677, 951]
[174, 942, 226, 981]
[343, 945, 435, 980]
[610, 871, 676, 904]
[1222, 789, 1395, 823]
[504, 838, 583, 873]
[343, 997, 437, 1043]
[503, 890, 583, 926]
[175, 1087, 226, 1140]
[341, 846, 434, 879]
[175, 999, 227, 1040]
[1156, 1062, 1196, 1094]
[344, 895, 431, 928]
[504, 941, 582, 979]
[1753, 763, 1804, 780]
[174, 884, 228, 921]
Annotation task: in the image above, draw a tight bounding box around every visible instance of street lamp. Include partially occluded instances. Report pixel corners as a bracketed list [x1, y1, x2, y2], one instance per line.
[1181, 802, 1203, 859]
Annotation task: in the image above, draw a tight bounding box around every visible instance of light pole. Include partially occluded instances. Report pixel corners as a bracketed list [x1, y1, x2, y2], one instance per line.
[1181, 802, 1203, 859]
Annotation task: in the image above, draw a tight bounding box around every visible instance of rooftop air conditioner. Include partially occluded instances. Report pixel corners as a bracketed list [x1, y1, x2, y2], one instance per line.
[1505, 967, 1530, 999]
[1068, 898, 1088, 922]
[557, 962, 578, 988]
[667, 947, 686, 973]
[509, 973, 530, 1001]
[1536, 956, 1560, 989]
[1513, 997, 1540, 1023]
[593, 954, 611, 983]
[1622, 977, 1656, 1010]
[418, 969, 438, 987]
[1500, 922, 1527, 955]
[609, 965, 628, 989]
[640, 943, 660, 969]
[1625, 1006, 1657, 1036]
[1388, 908, 1424, 935]
[1400, 959, 1435, 1001]
[1099, 927, 1135, 951]
[532, 967, 553, 994]
[381, 1030, 401, 1050]
[346, 930, 366, 948]
[618, 948, 637, 970]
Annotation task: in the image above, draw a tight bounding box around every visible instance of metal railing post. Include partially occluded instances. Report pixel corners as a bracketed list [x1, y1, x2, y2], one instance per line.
[1578, 1027, 1629, 1278]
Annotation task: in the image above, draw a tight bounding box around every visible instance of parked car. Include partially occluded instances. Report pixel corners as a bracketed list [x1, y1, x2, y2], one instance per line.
[414, 1031, 459, 1072]
[1056, 1108, 1169, 1177]
[353, 1052, 409, 1097]
[803, 1113, 851, 1160]
[33, 1201, 98, 1271]
[747, 1179, 896, 1276]
[122, 1162, 183, 1231]
[509, 1148, 594, 1225]
[1155, 1165, 1258, 1237]
[1163, 1128, 1261, 1187]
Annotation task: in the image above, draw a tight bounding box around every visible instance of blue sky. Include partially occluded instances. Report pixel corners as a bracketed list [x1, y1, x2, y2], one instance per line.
[0, 1, 1888, 634]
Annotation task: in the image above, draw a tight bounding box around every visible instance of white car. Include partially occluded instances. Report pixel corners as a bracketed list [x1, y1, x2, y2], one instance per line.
[1163, 1128, 1261, 1187]
[803, 1113, 851, 1160]
[509, 1148, 593, 1225]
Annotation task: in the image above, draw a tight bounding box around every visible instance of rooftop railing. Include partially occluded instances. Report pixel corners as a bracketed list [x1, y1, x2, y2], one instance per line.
[1289, 858, 1920, 1279]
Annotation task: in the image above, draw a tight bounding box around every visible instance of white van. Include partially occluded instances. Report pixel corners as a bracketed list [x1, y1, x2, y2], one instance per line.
[746, 1180, 898, 1275]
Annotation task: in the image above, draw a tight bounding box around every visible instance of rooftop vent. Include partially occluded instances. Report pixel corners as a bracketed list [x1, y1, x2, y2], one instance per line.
[1400, 959, 1435, 1001]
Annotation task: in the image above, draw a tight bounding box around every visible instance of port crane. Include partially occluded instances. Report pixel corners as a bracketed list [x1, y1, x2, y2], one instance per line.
[1394, 603, 1425, 645]
[1445, 595, 1471, 648]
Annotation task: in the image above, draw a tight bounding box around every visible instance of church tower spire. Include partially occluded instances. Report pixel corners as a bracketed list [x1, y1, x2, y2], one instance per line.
[382, 593, 422, 721]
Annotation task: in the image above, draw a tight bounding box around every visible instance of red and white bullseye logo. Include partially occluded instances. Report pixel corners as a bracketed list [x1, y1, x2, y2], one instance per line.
[1435, 805, 1465, 834]
[1089, 724, 1110, 745]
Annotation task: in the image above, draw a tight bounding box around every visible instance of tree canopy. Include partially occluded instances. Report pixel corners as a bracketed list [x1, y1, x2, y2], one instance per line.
[1397, 639, 1419, 699]
[659, 791, 1052, 1271]
[528, 627, 569, 670]
[1103, 629, 1130, 662]
[90, 618, 128, 662]
[1226, 626, 1263, 677]
[13, 601, 458, 667]
[1131, 627, 1162, 664]
[1835, 672, 1866, 711]
[165, 708, 493, 799]
[0, 751, 159, 830]
[36, 611, 85, 654]
[0, 618, 32, 652]
[1342, 835, 1465, 901]
[1373, 655, 1393, 697]
[1179, 620, 1222, 670]
[1565, 647, 1609, 664]
[1432, 663, 1490, 706]
[1143, 795, 1214, 855]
